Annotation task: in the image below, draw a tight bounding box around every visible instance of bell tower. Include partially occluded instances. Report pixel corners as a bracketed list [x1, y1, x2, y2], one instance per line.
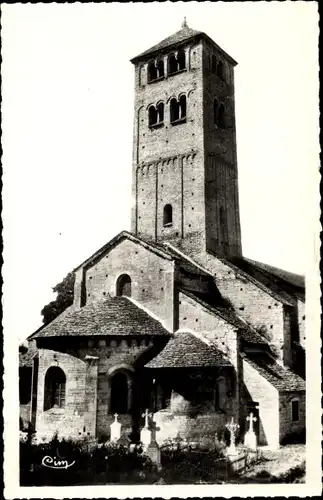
[130, 20, 242, 257]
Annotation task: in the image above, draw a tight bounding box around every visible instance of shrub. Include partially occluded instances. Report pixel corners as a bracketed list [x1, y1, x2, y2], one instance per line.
[20, 435, 159, 486]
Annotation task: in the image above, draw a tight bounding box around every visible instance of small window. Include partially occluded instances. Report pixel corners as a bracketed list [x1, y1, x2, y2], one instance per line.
[218, 103, 225, 129]
[163, 204, 173, 226]
[116, 274, 132, 297]
[148, 61, 157, 82]
[291, 399, 300, 422]
[44, 367, 66, 411]
[168, 54, 177, 75]
[179, 95, 187, 119]
[157, 102, 164, 123]
[148, 105, 158, 126]
[177, 49, 186, 70]
[170, 98, 179, 123]
[157, 59, 164, 78]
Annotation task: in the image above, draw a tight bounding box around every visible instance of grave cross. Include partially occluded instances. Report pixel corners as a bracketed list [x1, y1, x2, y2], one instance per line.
[142, 409, 153, 428]
[225, 417, 240, 455]
[114, 413, 118, 422]
[246, 412, 257, 433]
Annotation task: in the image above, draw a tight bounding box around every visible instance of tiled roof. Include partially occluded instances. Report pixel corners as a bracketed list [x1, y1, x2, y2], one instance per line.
[229, 256, 305, 304]
[30, 297, 170, 339]
[131, 26, 203, 62]
[145, 331, 231, 368]
[243, 258, 305, 289]
[130, 25, 237, 65]
[181, 289, 269, 346]
[243, 352, 305, 392]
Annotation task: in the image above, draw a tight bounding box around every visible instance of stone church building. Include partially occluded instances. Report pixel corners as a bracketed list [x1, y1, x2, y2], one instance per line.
[19, 21, 305, 449]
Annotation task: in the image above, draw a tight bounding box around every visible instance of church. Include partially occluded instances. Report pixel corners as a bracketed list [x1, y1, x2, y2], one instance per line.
[19, 20, 305, 450]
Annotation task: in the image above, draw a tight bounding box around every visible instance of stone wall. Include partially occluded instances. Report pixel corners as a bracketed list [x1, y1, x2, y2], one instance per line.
[34, 337, 158, 441]
[189, 252, 290, 364]
[242, 356, 279, 448]
[74, 237, 176, 332]
[279, 391, 305, 442]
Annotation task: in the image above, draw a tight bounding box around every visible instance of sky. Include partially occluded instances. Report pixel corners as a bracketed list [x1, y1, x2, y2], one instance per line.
[2, 2, 320, 343]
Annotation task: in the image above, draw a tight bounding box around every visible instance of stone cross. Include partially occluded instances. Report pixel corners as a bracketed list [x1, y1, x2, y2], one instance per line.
[244, 412, 257, 450]
[225, 417, 240, 455]
[142, 409, 153, 429]
[246, 412, 257, 433]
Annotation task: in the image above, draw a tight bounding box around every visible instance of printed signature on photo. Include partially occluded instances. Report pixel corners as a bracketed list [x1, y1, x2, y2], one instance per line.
[41, 455, 75, 470]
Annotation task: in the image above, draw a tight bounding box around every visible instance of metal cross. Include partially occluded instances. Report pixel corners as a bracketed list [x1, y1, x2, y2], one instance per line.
[142, 408, 153, 428]
[246, 412, 257, 432]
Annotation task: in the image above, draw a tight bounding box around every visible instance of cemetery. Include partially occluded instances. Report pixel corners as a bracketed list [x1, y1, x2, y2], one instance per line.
[20, 409, 305, 485]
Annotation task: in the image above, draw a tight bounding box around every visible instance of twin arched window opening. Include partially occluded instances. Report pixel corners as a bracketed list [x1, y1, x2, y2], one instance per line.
[44, 366, 66, 411]
[211, 55, 225, 81]
[116, 274, 132, 297]
[170, 95, 186, 124]
[148, 59, 165, 83]
[168, 50, 186, 76]
[148, 96, 186, 127]
[214, 98, 226, 129]
[163, 204, 173, 226]
[149, 102, 164, 127]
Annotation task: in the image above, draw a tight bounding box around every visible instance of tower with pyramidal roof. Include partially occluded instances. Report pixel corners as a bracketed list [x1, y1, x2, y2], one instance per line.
[130, 19, 242, 258]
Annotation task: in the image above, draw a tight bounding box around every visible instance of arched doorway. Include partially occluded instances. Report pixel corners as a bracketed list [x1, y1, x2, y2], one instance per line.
[110, 372, 129, 414]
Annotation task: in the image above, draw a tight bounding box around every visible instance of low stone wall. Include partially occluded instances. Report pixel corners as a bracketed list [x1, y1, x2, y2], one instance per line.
[153, 409, 227, 445]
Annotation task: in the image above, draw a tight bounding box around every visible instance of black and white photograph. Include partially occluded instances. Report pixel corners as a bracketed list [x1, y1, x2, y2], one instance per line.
[2, 2, 321, 497]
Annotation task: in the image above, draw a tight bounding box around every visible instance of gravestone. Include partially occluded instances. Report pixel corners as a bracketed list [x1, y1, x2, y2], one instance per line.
[140, 409, 162, 469]
[110, 413, 121, 443]
[244, 412, 257, 450]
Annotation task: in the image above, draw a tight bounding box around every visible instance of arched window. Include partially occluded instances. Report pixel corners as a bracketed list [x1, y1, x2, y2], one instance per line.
[179, 95, 187, 119]
[148, 105, 158, 126]
[168, 54, 177, 75]
[44, 367, 66, 411]
[217, 60, 225, 81]
[170, 98, 179, 123]
[147, 61, 157, 82]
[163, 204, 173, 226]
[157, 59, 164, 78]
[116, 274, 132, 297]
[213, 98, 219, 126]
[216, 376, 227, 410]
[218, 103, 225, 129]
[177, 49, 186, 70]
[110, 372, 128, 414]
[211, 55, 217, 73]
[157, 102, 164, 123]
